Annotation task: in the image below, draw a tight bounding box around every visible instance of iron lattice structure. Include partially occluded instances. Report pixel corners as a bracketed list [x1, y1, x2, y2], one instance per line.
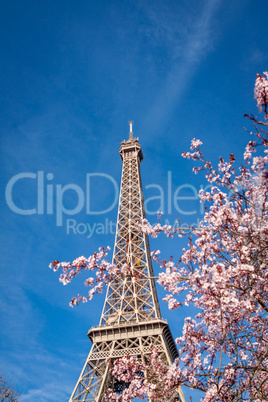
[70, 127, 185, 402]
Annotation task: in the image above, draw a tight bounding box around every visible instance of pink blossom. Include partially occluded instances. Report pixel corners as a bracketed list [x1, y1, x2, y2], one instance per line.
[254, 72, 268, 118]
[190, 138, 203, 149]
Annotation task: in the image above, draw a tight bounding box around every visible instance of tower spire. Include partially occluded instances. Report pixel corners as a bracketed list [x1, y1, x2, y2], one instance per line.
[69, 130, 185, 402]
[128, 120, 133, 140]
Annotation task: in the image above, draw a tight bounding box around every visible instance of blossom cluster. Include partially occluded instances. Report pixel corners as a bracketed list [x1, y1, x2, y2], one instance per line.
[106, 345, 185, 401]
[50, 247, 131, 306]
[49, 246, 147, 307]
[254, 72, 268, 119]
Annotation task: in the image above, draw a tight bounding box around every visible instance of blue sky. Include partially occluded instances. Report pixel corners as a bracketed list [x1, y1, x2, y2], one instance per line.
[1, 0, 268, 400]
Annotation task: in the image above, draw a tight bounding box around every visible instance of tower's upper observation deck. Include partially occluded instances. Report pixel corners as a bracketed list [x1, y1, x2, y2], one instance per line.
[119, 121, 143, 162]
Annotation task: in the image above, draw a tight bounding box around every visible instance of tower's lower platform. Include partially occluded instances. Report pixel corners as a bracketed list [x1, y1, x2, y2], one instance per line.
[69, 319, 184, 402]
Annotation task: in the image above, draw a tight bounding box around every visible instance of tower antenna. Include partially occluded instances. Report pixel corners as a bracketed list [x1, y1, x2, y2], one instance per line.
[128, 120, 133, 140]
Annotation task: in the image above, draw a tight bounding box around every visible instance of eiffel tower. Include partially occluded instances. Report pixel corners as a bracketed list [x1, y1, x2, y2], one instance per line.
[70, 123, 185, 401]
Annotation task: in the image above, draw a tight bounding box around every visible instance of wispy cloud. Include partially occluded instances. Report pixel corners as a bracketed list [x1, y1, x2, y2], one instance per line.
[20, 382, 70, 402]
[139, 0, 223, 136]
